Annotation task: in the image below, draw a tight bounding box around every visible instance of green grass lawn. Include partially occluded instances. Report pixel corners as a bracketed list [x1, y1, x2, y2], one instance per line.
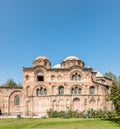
[0, 118, 120, 129]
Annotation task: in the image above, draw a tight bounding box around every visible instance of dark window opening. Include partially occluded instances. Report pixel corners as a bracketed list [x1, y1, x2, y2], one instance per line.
[89, 86, 95, 95]
[71, 86, 82, 95]
[72, 73, 81, 81]
[37, 76, 44, 81]
[59, 86, 64, 95]
[14, 96, 20, 105]
[36, 72, 44, 81]
[36, 87, 47, 96]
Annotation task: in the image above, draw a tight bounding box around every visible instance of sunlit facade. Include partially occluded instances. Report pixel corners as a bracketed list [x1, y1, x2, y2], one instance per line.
[0, 56, 112, 116]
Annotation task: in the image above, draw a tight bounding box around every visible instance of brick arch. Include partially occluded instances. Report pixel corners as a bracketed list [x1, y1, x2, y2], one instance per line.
[8, 90, 23, 115]
[32, 85, 47, 96]
[71, 85, 82, 95]
[33, 68, 47, 82]
[57, 75, 62, 81]
[58, 99, 65, 111]
[72, 98, 80, 111]
[70, 70, 82, 81]
[52, 100, 57, 110]
[26, 100, 31, 116]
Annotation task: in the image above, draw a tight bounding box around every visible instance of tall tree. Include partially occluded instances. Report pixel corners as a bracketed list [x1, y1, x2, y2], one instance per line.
[104, 71, 120, 84]
[6, 79, 17, 87]
[108, 82, 120, 115]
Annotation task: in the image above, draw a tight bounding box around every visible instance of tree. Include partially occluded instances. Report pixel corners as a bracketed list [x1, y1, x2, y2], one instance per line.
[6, 79, 17, 87]
[104, 71, 120, 84]
[108, 82, 120, 115]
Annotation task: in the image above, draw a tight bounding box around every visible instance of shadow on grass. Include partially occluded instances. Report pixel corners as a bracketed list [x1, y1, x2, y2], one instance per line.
[102, 118, 120, 125]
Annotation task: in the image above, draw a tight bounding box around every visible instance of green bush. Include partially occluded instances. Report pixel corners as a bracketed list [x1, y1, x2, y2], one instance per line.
[17, 114, 21, 119]
[47, 109, 117, 119]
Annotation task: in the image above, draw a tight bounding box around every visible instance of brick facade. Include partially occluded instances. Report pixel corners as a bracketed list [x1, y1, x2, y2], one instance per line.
[0, 56, 112, 116]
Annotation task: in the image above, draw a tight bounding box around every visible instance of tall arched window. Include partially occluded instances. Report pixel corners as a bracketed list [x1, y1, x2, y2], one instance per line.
[36, 87, 47, 96]
[36, 72, 44, 81]
[14, 96, 20, 105]
[73, 98, 80, 111]
[59, 86, 64, 95]
[25, 75, 29, 81]
[89, 86, 95, 94]
[71, 86, 82, 95]
[72, 73, 81, 81]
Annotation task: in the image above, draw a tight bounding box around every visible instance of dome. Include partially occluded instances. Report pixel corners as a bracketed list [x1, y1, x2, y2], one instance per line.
[35, 56, 49, 60]
[64, 56, 80, 61]
[95, 71, 104, 77]
[52, 64, 61, 69]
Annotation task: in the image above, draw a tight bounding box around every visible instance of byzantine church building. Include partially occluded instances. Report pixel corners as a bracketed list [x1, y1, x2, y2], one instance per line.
[0, 56, 112, 116]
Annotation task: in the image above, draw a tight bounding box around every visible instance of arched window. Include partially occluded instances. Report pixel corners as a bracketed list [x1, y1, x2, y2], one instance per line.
[73, 98, 80, 111]
[25, 75, 29, 81]
[71, 88, 75, 94]
[57, 75, 62, 81]
[89, 86, 95, 94]
[59, 86, 64, 95]
[72, 75, 76, 81]
[36, 87, 47, 96]
[73, 98, 80, 102]
[72, 73, 81, 81]
[51, 75, 55, 81]
[105, 86, 109, 93]
[14, 96, 20, 105]
[71, 86, 82, 95]
[36, 72, 44, 81]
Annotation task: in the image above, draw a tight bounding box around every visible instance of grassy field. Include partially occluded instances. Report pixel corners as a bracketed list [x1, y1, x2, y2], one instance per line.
[0, 118, 120, 129]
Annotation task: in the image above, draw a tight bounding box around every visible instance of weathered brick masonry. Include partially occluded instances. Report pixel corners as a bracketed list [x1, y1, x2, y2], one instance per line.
[0, 56, 112, 116]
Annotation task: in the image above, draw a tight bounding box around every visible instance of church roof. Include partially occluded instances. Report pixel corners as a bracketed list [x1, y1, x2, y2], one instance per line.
[64, 56, 80, 61]
[52, 64, 61, 69]
[95, 71, 104, 77]
[35, 56, 49, 60]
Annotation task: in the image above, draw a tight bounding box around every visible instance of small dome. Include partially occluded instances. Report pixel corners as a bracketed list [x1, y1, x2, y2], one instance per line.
[35, 56, 49, 60]
[95, 71, 104, 77]
[64, 56, 80, 61]
[52, 64, 61, 69]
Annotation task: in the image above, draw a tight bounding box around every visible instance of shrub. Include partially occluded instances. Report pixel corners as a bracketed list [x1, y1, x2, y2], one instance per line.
[17, 114, 21, 119]
[47, 109, 117, 119]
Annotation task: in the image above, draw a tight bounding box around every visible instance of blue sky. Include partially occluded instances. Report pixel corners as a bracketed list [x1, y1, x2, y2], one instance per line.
[0, 0, 120, 85]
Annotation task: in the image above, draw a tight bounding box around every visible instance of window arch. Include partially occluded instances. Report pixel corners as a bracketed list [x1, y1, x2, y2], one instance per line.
[89, 86, 95, 94]
[105, 86, 109, 93]
[25, 75, 29, 81]
[73, 98, 80, 111]
[36, 87, 47, 96]
[71, 86, 82, 95]
[14, 95, 20, 105]
[59, 86, 64, 95]
[73, 98, 80, 102]
[57, 75, 62, 81]
[51, 75, 55, 81]
[36, 72, 44, 81]
[71, 73, 81, 81]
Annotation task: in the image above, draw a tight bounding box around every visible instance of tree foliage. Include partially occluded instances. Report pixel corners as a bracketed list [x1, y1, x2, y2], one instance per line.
[108, 82, 120, 115]
[6, 79, 17, 87]
[104, 71, 120, 84]
[105, 71, 120, 115]
[1, 79, 22, 87]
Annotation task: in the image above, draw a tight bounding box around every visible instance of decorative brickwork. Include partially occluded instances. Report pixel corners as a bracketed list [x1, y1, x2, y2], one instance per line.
[0, 56, 112, 116]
